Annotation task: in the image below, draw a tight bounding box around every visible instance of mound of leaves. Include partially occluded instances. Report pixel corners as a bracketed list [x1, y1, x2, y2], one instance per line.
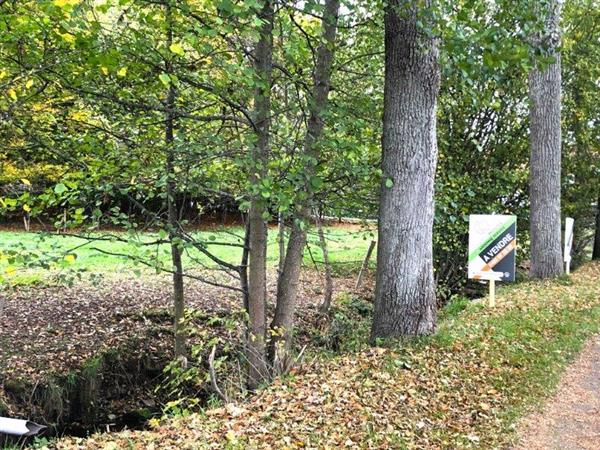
[53, 263, 600, 449]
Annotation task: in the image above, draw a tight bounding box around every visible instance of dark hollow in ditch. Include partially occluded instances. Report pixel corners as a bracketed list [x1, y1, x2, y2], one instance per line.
[1, 344, 168, 448]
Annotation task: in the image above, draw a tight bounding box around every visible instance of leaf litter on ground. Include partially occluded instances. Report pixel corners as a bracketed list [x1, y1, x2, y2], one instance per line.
[50, 262, 600, 449]
[0, 268, 363, 419]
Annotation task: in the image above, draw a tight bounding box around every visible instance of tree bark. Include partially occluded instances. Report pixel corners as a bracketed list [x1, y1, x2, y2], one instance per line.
[165, 3, 186, 358]
[370, 0, 440, 341]
[269, 220, 306, 364]
[593, 196, 600, 260]
[268, 0, 341, 362]
[529, 0, 564, 279]
[246, 0, 274, 389]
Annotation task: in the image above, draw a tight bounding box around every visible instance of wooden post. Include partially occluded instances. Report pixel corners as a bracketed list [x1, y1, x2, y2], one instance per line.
[489, 279, 496, 308]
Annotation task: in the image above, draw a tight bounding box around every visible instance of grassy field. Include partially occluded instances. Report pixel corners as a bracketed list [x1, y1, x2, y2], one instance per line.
[0, 226, 376, 284]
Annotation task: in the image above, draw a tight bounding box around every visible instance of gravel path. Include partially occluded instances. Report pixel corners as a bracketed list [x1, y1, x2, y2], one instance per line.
[514, 334, 600, 450]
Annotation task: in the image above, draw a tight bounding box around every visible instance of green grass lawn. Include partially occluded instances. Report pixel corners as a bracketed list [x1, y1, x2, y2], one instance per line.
[0, 226, 376, 283]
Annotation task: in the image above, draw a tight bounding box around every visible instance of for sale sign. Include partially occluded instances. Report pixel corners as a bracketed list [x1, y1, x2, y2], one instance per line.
[468, 215, 517, 282]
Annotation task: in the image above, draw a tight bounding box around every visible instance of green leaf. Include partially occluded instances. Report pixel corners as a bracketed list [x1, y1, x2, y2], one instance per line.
[159, 73, 171, 85]
[218, 0, 234, 14]
[310, 176, 323, 189]
[385, 178, 394, 188]
[54, 183, 68, 194]
[169, 43, 185, 57]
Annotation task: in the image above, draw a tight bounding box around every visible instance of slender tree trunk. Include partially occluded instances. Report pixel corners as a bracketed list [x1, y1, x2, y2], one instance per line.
[529, 0, 564, 279]
[269, 0, 341, 362]
[370, 0, 440, 341]
[307, 240, 320, 273]
[277, 212, 286, 282]
[316, 211, 334, 313]
[269, 220, 306, 364]
[165, 3, 186, 358]
[355, 239, 376, 290]
[593, 196, 600, 260]
[246, 0, 274, 389]
[241, 217, 250, 312]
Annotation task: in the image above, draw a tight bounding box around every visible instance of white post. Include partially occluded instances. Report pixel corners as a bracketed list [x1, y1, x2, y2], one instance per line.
[564, 217, 574, 275]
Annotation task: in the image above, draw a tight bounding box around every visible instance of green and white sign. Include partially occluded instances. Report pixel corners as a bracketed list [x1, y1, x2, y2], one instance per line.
[468, 215, 517, 282]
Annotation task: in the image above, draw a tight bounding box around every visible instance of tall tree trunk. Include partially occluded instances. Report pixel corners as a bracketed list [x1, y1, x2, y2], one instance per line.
[268, 0, 341, 363]
[593, 196, 600, 260]
[528, 0, 564, 279]
[165, 3, 186, 358]
[246, 0, 274, 389]
[370, 0, 440, 341]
